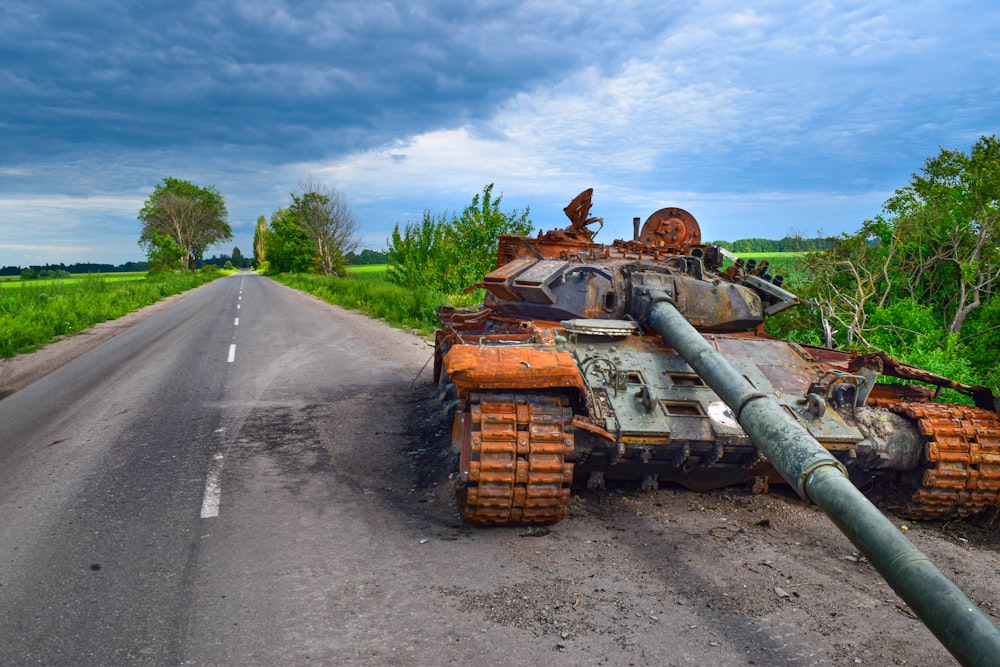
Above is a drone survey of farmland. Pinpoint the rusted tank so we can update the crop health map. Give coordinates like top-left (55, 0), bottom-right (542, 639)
top-left (434, 189), bottom-right (1000, 666)
top-left (435, 189), bottom-right (1000, 526)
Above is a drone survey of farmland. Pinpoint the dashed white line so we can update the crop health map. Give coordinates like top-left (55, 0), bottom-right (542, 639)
top-left (227, 344), bottom-right (236, 363)
top-left (234, 317), bottom-right (239, 326)
top-left (200, 453), bottom-right (225, 518)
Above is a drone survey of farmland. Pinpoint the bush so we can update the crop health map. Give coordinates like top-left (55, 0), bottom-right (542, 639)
top-left (386, 184), bottom-right (531, 293)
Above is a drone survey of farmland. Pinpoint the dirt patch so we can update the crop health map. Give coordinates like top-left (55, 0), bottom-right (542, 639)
top-left (401, 386), bottom-right (1000, 666)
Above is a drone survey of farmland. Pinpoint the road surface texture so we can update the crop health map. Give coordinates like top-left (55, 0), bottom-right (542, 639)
top-left (1, 273), bottom-right (998, 666)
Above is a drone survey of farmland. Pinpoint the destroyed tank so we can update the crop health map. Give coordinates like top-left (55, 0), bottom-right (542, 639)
top-left (434, 189), bottom-right (1000, 526)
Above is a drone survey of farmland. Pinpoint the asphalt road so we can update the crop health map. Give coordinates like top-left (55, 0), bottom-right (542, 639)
top-left (2, 273), bottom-right (996, 667)
top-left (0, 273), bottom-right (441, 665)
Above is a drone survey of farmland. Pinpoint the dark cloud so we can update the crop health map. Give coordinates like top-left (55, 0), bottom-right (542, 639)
top-left (1, 0), bottom-right (678, 163)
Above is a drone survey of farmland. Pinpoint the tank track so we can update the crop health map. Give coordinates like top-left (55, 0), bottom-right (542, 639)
top-left (455, 393), bottom-right (574, 525)
top-left (889, 402), bottom-right (1000, 520)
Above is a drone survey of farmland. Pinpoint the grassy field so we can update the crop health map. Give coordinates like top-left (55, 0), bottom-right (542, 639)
top-left (0, 272), bottom-right (147, 287)
top-left (0, 271), bottom-right (226, 357)
top-left (727, 251), bottom-right (807, 286)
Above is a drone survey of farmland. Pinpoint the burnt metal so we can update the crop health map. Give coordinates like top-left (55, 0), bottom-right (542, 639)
top-left (436, 188), bottom-right (1000, 663)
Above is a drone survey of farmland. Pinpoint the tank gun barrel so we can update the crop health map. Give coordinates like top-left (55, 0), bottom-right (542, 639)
top-left (639, 290), bottom-right (1000, 667)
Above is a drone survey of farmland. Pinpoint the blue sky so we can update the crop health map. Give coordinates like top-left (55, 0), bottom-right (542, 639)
top-left (1, 1), bottom-right (998, 266)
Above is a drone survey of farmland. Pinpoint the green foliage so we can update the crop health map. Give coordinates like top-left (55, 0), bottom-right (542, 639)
top-left (878, 134), bottom-right (1000, 334)
top-left (273, 266), bottom-right (479, 334)
top-left (0, 272), bottom-right (222, 357)
top-left (783, 135), bottom-right (1000, 396)
top-left (386, 184), bottom-right (532, 293)
top-left (138, 177), bottom-right (231, 270)
top-left (265, 207), bottom-right (316, 273)
top-left (145, 232), bottom-right (185, 273)
top-left (253, 215), bottom-right (269, 267)
top-left (348, 249), bottom-right (389, 265)
top-left (386, 209), bottom-right (448, 289)
top-left (440, 183), bottom-right (532, 291)
top-left (723, 236), bottom-right (835, 253)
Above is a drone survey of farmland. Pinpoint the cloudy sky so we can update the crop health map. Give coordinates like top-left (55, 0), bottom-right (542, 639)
top-left (2, 1), bottom-right (998, 266)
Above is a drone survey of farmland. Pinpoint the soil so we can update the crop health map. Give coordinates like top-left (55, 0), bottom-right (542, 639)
top-left (398, 385), bottom-right (1000, 666)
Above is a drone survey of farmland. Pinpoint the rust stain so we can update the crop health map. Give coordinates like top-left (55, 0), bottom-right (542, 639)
top-left (444, 346), bottom-right (585, 395)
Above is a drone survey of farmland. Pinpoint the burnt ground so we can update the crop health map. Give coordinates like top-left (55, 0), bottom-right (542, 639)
top-left (397, 383), bottom-right (1000, 666)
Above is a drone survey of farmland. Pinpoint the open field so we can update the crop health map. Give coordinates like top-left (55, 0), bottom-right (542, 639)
top-left (0, 272), bottom-right (147, 287)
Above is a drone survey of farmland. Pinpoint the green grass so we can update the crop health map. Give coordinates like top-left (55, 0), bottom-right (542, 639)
top-left (727, 251), bottom-right (807, 287)
top-left (345, 264), bottom-right (388, 277)
top-left (273, 266), bottom-right (479, 334)
top-left (0, 272), bottom-right (147, 288)
top-left (0, 271), bottom-right (225, 357)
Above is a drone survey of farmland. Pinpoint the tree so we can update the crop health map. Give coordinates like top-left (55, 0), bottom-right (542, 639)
top-left (264, 207), bottom-right (315, 273)
top-left (349, 249), bottom-right (388, 265)
top-left (289, 179), bottom-right (360, 277)
top-left (138, 177), bottom-right (231, 270)
top-left (783, 136), bottom-right (1000, 395)
top-left (232, 246), bottom-right (245, 268)
top-left (253, 215), bottom-right (269, 267)
top-left (145, 233), bottom-right (186, 272)
top-left (804, 135), bottom-right (1000, 344)
top-left (879, 135), bottom-right (1000, 334)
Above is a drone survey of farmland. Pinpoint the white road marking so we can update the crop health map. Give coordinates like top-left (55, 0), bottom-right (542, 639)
top-left (227, 344), bottom-right (236, 362)
top-left (237, 304), bottom-right (241, 310)
top-left (234, 317), bottom-right (239, 326)
top-left (200, 453), bottom-right (225, 518)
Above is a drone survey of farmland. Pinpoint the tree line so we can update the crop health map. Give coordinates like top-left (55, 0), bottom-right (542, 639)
top-left (2, 261), bottom-right (150, 278)
top-left (712, 236), bottom-right (837, 253)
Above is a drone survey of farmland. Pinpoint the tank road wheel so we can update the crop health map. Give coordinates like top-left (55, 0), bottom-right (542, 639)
top-left (453, 392), bottom-right (574, 525)
top-left (890, 403), bottom-right (1000, 520)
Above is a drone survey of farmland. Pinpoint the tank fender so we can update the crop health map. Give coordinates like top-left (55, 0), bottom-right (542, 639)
top-left (442, 346), bottom-right (585, 398)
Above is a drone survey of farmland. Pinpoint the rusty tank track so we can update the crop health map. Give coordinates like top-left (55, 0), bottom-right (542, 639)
top-left (888, 402), bottom-right (1000, 520)
top-left (454, 392), bottom-right (574, 525)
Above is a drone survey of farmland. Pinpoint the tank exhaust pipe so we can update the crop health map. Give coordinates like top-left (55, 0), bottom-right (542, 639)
top-left (636, 286), bottom-right (1000, 667)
